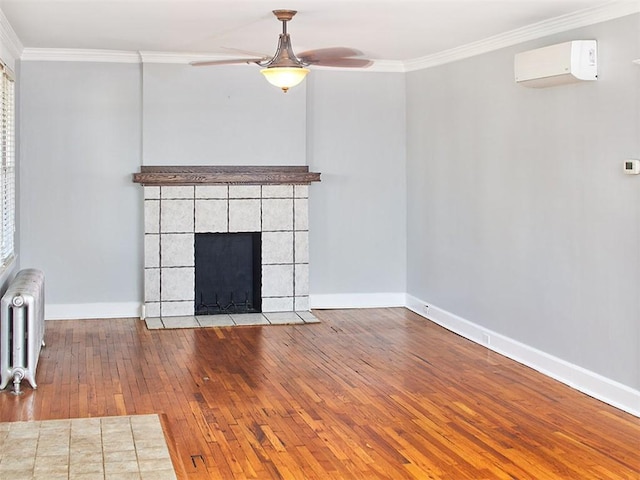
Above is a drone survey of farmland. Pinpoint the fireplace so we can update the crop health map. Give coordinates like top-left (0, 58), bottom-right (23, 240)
top-left (133, 166), bottom-right (320, 319)
top-left (194, 232), bottom-right (262, 315)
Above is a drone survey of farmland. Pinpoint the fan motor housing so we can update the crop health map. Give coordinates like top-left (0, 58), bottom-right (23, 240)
top-left (273, 10), bottom-right (297, 22)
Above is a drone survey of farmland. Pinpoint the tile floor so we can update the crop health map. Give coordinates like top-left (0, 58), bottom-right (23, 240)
top-left (0, 414), bottom-right (176, 479)
top-left (145, 310), bottom-right (319, 330)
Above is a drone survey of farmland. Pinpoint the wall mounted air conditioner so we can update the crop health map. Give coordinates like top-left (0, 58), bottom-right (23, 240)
top-left (514, 40), bottom-right (597, 88)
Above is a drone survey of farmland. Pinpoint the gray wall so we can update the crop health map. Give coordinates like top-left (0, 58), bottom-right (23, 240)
top-left (307, 70), bottom-right (407, 296)
top-left (141, 63), bottom-right (407, 298)
top-left (142, 63), bottom-right (306, 166)
top-left (19, 62), bottom-right (142, 305)
top-left (406, 14), bottom-right (640, 389)
top-left (17, 61), bottom-right (407, 307)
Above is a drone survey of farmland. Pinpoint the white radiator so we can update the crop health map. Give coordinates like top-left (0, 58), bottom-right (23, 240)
top-left (0, 269), bottom-right (45, 394)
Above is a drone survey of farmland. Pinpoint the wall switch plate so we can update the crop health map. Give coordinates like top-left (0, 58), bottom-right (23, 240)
top-left (623, 159), bottom-right (640, 174)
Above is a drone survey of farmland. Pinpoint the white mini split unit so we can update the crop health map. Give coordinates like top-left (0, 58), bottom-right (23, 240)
top-left (514, 40), bottom-right (597, 88)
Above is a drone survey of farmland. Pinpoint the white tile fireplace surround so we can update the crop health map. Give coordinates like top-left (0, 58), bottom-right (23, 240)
top-left (134, 166), bottom-right (320, 319)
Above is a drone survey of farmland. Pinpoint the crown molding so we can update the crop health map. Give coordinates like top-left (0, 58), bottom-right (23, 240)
top-left (19, 48), bottom-right (404, 74)
top-left (0, 8), bottom-right (23, 70)
top-left (139, 51), bottom-right (228, 64)
top-left (20, 49), bottom-right (237, 65)
top-left (404, 0), bottom-right (640, 72)
top-left (21, 48), bottom-right (140, 63)
top-left (361, 60), bottom-right (405, 73)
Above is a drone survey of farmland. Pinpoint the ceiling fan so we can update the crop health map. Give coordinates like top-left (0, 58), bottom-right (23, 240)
top-left (190, 9), bottom-right (373, 93)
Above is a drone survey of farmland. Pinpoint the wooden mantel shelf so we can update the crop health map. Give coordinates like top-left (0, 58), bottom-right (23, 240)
top-left (132, 166), bottom-right (321, 186)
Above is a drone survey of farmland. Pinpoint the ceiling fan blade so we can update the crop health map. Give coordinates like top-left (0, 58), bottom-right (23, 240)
top-left (190, 58), bottom-right (264, 67)
top-left (298, 47), bottom-right (364, 62)
top-left (310, 58), bottom-right (373, 68)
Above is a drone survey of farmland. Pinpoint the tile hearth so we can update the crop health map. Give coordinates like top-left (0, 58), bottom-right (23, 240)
top-left (145, 310), bottom-right (319, 330)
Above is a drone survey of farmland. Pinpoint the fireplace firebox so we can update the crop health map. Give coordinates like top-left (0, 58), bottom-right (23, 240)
top-left (195, 233), bottom-right (262, 315)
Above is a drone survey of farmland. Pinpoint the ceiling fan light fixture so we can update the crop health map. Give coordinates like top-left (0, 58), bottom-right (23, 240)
top-left (191, 9), bottom-right (371, 92)
top-left (261, 66), bottom-right (309, 93)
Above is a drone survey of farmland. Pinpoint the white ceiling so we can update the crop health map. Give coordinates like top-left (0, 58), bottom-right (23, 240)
top-left (0, 0), bottom-right (627, 64)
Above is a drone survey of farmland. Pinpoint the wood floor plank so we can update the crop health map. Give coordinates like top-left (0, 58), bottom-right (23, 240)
top-left (0, 308), bottom-right (638, 479)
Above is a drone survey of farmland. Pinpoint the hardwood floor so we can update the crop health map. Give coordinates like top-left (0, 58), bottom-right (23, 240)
top-left (0, 308), bottom-right (638, 479)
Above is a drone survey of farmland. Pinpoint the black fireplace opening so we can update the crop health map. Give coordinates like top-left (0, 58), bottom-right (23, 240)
top-left (195, 233), bottom-right (261, 315)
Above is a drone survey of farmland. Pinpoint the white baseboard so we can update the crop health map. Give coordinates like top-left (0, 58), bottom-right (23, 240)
top-left (46, 295), bottom-right (407, 319)
top-left (310, 292), bottom-right (406, 309)
top-left (406, 294), bottom-right (640, 417)
top-left (46, 302), bottom-right (142, 320)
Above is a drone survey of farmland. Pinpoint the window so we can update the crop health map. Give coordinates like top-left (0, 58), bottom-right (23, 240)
top-left (0, 65), bottom-right (14, 268)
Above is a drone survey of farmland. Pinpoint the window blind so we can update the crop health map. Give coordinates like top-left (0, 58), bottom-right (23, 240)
top-left (0, 66), bottom-right (14, 267)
